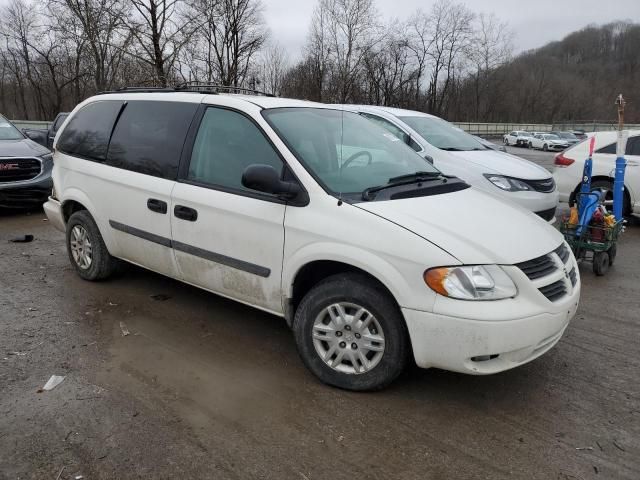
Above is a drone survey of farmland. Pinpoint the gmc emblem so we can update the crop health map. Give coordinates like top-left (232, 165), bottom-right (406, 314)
top-left (0, 163), bottom-right (19, 171)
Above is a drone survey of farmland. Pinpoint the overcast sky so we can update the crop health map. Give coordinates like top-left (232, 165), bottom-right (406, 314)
top-left (264, 0), bottom-right (640, 59)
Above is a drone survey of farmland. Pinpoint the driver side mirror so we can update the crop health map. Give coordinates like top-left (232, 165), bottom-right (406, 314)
top-left (23, 129), bottom-right (47, 147)
top-left (241, 164), bottom-right (302, 200)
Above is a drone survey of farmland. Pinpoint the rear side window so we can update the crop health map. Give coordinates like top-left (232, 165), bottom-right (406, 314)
top-left (597, 136), bottom-right (639, 156)
top-left (57, 101), bottom-right (123, 161)
top-left (107, 101), bottom-right (197, 179)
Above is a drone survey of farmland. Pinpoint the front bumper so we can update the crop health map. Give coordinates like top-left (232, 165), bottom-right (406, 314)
top-left (43, 197), bottom-right (65, 232)
top-left (0, 174), bottom-right (51, 208)
top-left (402, 284), bottom-right (580, 375)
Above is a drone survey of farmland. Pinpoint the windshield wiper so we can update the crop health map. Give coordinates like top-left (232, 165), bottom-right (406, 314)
top-left (439, 147), bottom-right (464, 151)
top-left (362, 171), bottom-right (442, 200)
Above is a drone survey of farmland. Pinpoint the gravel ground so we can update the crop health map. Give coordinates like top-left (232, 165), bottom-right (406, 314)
top-left (1, 167), bottom-right (639, 479)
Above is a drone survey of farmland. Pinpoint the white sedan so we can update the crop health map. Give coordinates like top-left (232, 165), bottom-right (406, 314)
top-left (503, 130), bottom-right (533, 147)
top-left (553, 130), bottom-right (640, 216)
top-left (529, 134), bottom-right (569, 151)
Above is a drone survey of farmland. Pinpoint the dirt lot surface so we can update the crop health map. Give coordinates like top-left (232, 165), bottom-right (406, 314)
top-left (1, 203), bottom-right (639, 479)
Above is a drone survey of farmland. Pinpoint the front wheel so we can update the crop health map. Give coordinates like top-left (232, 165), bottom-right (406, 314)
top-left (543, 144), bottom-right (549, 151)
top-left (503, 137), bottom-right (509, 145)
top-left (293, 273), bottom-right (409, 391)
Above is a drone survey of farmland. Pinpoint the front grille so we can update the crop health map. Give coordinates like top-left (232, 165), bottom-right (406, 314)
top-left (0, 158), bottom-right (41, 182)
top-left (523, 177), bottom-right (556, 193)
top-left (515, 254), bottom-right (557, 280)
top-left (555, 243), bottom-right (570, 263)
top-left (539, 279), bottom-right (567, 302)
top-left (535, 207), bottom-right (557, 221)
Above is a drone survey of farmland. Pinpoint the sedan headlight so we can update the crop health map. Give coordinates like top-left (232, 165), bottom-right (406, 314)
top-left (424, 265), bottom-right (517, 301)
top-left (484, 174), bottom-right (532, 191)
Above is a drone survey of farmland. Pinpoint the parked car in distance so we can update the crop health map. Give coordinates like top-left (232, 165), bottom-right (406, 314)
top-left (22, 112), bottom-right (69, 150)
top-left (554, 129), bottom-right (640, 216)
top-left (504, 130), bottom-right (533, 147)
top-left (0, 114), bottom-right (53, 208)
top-left (337, 105), bottom-right (559, 222)
top-left (529, 133), bottom-right (569, 151)
top-left (550, 131), bottom-right (581, 146)
top-left (572, 130), bottom-right (588, 140)
top-left (44, 88), bottom-right (580, 391)
top-left (473, 135), bottom-right (507, 152)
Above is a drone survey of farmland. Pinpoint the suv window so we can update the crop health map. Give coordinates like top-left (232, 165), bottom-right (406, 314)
top-left (187, 107), bottom-right (283, 192)
top-left (597, 136), bottom-right (638, 156)
top-left (107, 101), bottom-right (197, 179)
top-left (57, 101), bottom-right (123, 161)
top-left (360, 113), bottom-right (421, 152)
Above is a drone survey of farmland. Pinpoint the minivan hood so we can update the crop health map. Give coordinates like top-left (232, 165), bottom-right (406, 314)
top-left (357, 187), bottom-right (562, 264)
top-left (0, 138), bottom-right (50, 157)
top-left (448, 150), bottom-right (550, 180)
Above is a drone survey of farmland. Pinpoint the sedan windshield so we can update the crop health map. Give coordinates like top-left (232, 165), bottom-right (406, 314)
top-left (0, 116), bottom-right (24, 140)
top-left (543, 134), bottom-right (561, 140)
top-left (263, 108), bottom-right (440, 195)
top-left (399, 116), bottom-right (487, 151)
top-left (557, 132), bottom-right (577, 139)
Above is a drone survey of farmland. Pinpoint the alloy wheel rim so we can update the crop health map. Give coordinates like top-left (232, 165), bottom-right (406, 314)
top-left (312, 302), bottom-right (385, 374)
top-left (70, 225), bottom-right (93, 270)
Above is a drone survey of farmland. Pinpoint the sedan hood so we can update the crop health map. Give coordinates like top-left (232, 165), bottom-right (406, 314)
top-left (447, 149), bottom-right (551, 180)
top-left (357, 187), bottom-right (562, 264)
top-left (0, 138), bottom-right (50, 157)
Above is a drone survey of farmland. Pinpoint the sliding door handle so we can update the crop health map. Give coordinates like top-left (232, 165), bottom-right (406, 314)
top-left (147, 198), bottom-right (167, 214)
top-left (174, 205), bottom-right (198, 222)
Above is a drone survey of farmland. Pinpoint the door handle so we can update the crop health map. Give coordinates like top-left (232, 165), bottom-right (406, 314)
top-left (174, 205), bottom-right (198, 221)
top-left (147, 198), bottom-right (167, 214)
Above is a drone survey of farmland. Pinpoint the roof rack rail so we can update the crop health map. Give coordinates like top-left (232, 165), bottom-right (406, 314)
top-left (96, 83), bottom-right (276, 97)
top-left (175, 82), bottom-right (276, 97)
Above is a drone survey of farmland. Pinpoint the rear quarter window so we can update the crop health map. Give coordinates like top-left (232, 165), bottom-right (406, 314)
top-left (106, 101), bottom-right (197, 179)
top-left (57, 101), bottom-right (123, 161)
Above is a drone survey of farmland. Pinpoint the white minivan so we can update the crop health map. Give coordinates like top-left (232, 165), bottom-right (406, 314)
top-left (45, 89), bottom-right (580, 390)
top-left (339, 106), bottom-right (559, 222)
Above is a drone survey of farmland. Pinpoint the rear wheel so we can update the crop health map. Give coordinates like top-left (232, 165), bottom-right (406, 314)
top-left (543, 144), bottom-right (549, 151)
top-left (66, 210), bottom-right (120, 281)
top-left (607, 244), bottom-right (617, 266)
top-left (588, 179), bottom-right (630, 217)
top-left (293, 273), bottom-right (409, 391)
top-left (593, 251), bottom-right (610, 276)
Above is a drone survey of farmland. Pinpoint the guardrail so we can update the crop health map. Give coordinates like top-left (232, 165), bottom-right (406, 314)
top-left (453, 122), bottom-right (640, 136)
top-left (11, 120), bottom-right (51, 130)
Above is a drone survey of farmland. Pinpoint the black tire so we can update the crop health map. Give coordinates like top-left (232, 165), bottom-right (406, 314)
top-left (593, 251), bottom-right (610, 276)
top-left (66, 210), bottom-right (120, 281)
top-left (607, 244), bottom-right (617, 266)
top-left (588, 179), bottom-right (631, 217)
top-left (503, 137), bottom-right (509, 145)
top-left (293, 273), bottom-right (409, 391)
top-left (543, 144), bottom-right (548, 151)
top-left (528, 141), bottom-right (533, 149)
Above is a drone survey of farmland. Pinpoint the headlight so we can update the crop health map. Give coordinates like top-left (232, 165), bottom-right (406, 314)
top-left (484, 174), bottom-right (531, 191)
top-left (424, 265), bottom-right (517, 300)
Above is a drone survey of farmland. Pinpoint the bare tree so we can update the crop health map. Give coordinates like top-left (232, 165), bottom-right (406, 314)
top-left (49, 0), bottom-right (131, 92)
top-left (256, 41), bottom-right (289, 95)
top-left (126, 0), bottom-right (196, 86)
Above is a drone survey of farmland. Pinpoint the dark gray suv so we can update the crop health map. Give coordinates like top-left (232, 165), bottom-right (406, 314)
top-left (0, 115), bottom-right (53, 208)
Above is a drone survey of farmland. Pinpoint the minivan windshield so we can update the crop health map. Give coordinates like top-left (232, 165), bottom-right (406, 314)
top-left (398, 116), bottom-right (487, 152)
top-left (263, 108), bottom-right (440, 195)
top-left (0, 116), bottom-right (24, 140)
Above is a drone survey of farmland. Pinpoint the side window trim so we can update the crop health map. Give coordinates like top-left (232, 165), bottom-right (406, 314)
top-left (177, 104), bottom-right (309, 206)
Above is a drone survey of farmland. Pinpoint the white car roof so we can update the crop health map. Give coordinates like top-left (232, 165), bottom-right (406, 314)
top-left (88, 92), bottom-right (324, 110)
top-left (333, 104), bottom-right (440, 120)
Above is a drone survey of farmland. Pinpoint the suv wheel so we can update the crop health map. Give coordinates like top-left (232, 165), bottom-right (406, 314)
top-left (293, 273), bottom-right (409, 391)
top-left (503, 137), bottom-right (509, 145)
top-left (66, 210), bottom-right (120, 281)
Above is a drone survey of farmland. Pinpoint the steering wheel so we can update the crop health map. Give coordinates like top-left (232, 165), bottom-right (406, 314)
top-left (341, 150), bottom-right (372, 169)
